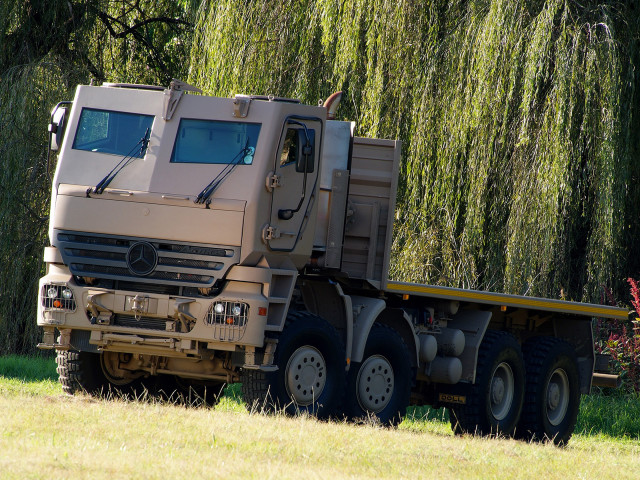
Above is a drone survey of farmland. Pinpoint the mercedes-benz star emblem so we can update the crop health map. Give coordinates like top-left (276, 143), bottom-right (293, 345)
top-left (126, 242), bottom-right (158, 276)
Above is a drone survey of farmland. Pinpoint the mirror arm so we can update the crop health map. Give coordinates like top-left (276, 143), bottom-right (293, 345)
top-left (47, 100), bottom-right (73, 178)
top-left (275, 115), bottom-right (322, 223)
top-left (278, 155), bottom-right (309, 220)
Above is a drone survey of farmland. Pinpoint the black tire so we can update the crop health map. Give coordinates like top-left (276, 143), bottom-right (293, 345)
top-left (56, 350), bottom-right (106, 395)
top-left (345, 323), bottom-right (412, 425)
top-left (517, 337), bottom-right (580, 445)
top-left (57, 350), bottom-right (143, 397)
top-left (448, 330), bottom-right (525, 437)
top-left (241, 310), bottom-right (346, 418)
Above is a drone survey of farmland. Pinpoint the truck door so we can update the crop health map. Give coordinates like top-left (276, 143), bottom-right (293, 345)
top-left (266, 117), bottom-right (322, 251)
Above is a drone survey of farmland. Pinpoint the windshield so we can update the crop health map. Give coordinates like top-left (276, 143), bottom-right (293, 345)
top-left (170, 118), bottom-right (261, 164)
top-left (72, 108), bottom-right (154, 158)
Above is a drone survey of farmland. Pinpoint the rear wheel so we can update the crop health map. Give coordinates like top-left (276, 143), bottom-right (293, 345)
top-left (345, 323), bottom-right (412, 425)
top-left (448, 330), bottom-right (525, 437)
top-left (517, 337), bottom-right (580, 445)
top-left (241, 310), bottom-right (346, 418)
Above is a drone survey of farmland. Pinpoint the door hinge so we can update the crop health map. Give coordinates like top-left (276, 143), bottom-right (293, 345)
top-left (265, 171), bottom-right (281, 192)
top-left (233, 95), bottom-right (252, 118)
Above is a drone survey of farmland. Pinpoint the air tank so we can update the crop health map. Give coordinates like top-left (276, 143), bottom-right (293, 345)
top-left (436, 328), bottom-right (466, 357)
top-left (425, 356), bottom-right (462, 384)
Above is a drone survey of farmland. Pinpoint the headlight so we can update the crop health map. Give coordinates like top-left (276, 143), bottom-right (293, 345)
top-left (41, 284), bottom-right (77, 312)
top-left (206, 301), bottom-right (249, 327)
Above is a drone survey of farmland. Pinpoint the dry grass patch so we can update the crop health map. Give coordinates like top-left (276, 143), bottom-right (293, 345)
top-left (1, 357), bottom-right (639, 479)
top-left (1, 388), bottom-right (640, 480)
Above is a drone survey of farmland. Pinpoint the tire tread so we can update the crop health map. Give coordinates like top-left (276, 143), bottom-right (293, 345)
top-left (240, 309), bottom-right (345, 417)
top-left (449, 330), bottom-right (524, 436)
top-left (518, 336), bottom-right (580, 445)
top-left (56, 350), bottom-right (104, 395)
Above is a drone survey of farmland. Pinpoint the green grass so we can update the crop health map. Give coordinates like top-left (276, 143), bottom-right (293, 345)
top-left (0, 355), bottom-right (57, 380)
top-left (1, 356), bottom-right (639, 479)
top-left (0, 355), bottom-right (60, 396)
top-left (576, 393), bottom-right (640, 439)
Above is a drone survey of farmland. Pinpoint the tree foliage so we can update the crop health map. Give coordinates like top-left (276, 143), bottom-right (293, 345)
top-left (0, 0), bottom-right (193, 354)
top-left (1, 0), bottom-right (639, 354)
top-left (192, 0), bottom-right (640, 301)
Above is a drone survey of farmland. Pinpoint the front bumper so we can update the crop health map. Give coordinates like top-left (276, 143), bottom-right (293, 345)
top-left (37, 263), bottom-right (270, 355)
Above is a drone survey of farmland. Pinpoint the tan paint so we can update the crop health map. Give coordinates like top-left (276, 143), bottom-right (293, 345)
top-left (53, 194), bottom-right (244, 245)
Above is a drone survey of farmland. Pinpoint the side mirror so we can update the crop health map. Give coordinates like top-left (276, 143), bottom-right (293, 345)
top-left (48, 106), bottom-right (67, 151)
top-left (295, 128), bottom-right (315, 173)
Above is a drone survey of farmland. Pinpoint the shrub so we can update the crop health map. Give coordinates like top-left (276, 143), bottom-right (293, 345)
top-left (594, 278), bottom-right (640, 393)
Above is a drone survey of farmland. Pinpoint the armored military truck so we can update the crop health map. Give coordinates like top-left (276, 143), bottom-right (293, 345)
top-left (38, 80), bottom-right (626, 444)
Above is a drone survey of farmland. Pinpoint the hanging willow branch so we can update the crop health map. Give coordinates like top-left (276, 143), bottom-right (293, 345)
top-left (190, 0), bottom-right (640, 303)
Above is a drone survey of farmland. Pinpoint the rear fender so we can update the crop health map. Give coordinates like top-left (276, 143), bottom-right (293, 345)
top-left (350, 297), bottom-right (418, 369)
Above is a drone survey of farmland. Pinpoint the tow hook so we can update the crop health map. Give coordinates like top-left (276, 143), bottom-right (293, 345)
top-left (87, 292), bottom-right (113, 325)
top-left (130, 294), bottom-right (147, 320)
top-left (173, 298), bottom-right (197, 332)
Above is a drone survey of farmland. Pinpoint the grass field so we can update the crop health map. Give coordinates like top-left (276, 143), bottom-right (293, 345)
top-left (1, 356), bottom-right (639, 479)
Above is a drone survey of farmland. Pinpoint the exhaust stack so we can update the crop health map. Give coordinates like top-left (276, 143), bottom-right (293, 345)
top-left (323, 91), bottom-right (343, 120)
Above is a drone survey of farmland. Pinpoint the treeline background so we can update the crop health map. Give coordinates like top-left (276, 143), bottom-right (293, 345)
top-left (1, 0), bottom-right (638, 354)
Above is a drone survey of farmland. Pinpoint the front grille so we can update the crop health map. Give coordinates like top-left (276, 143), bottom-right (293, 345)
top-left (117, 281), bottom-right (180, 296)
top-left (157, 257), bottom-right (219, 269)
top-left (73, 263), bottom-right (213, 283)
top-left (114, 314), bottom-right (168, 331)
top-left (113, 314), bottom-right (194, 333)
top-left (55, 231), bottom-right (239, 288)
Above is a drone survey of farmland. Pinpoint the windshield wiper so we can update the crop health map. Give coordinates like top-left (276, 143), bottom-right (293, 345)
top-left (194, 140), bottom-right (253, 207)
top-left (87, 128), bottom-right (151, 196)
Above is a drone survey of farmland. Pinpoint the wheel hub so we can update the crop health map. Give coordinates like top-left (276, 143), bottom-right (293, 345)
top-left (547, 383), bottom-right (560, 410)
top-left (546, 368), bottom-right (570, 426)
top-left (489, 362), bottom-right (514, 421)
top-left (491, 377), bottom-right (505, 404)
top-left (100, 352), bottom-right (138, 385)
top-left (285, 346), bottom-right (327, 406)
top-left (357, 355), bottom-right (394, 413)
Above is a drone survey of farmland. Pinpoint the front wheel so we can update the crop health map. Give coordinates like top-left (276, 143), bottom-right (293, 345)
top-left (345, 323), bottom-right (412, 425)
top-left (448, 330), bottom-right (525, 437)
top-left (241, 310), bottom-right (346, 418)
top-left (56, 350), bottom-right (106, 395)
top-left (57, 350), bottom-right (144, 397)
top-left (517, 337), bottom-right (580, 445)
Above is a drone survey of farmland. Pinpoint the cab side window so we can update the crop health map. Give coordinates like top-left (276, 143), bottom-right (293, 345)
top-left (280, 128), bottom-right (298, 166)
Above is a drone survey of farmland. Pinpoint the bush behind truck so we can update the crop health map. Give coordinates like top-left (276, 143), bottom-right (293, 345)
top-left (38, 80), bottom-right (627, 445)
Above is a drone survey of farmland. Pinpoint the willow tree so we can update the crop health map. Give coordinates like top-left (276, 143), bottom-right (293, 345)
top-left (2, 0), bottom-right (638, 354)
top-left (0, 0), bottom-right (194, 354)
top-left (191, 0), bottom-right (640, 303)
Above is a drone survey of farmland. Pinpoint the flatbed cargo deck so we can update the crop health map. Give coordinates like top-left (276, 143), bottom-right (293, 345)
top-left (386, 280), bottom-right (629, 320)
